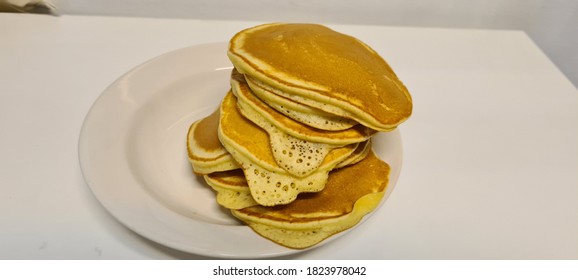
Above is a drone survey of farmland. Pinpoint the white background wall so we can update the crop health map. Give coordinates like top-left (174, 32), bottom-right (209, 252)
top-left (53, 0), bottom-right (578, 88)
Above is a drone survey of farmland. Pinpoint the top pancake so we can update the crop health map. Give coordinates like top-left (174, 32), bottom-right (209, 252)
top-left (227, 23), bottom-right (413, 132)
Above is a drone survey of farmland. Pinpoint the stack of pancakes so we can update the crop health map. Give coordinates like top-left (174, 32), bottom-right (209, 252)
top-left (187, 23), bottom-right (412, 249)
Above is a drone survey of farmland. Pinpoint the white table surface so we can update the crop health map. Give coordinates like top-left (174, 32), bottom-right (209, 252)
top-left (1, 13), bottom-right (577, 260)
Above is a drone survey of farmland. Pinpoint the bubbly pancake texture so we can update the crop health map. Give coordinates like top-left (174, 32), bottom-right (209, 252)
top-left (217, 92), bottom-right (358, 206)
top-left (230, 69), bottom-right (375, 146)
top-left (234, 96), bottom-right (338, 177)
top-left (228, 23), bottom-right (412, 131)
top-left (232, 151), bottom-right (390, 249)
top-left (203, 140), bottom-right (371, 211)
top-left (186, 109), bottom-right (239, 174)
top-left (232, 75), bottom-right (363, 177)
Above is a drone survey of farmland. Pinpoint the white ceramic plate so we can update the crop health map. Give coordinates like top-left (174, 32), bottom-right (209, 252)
top-left (78, 42), bottom-right (403, 259)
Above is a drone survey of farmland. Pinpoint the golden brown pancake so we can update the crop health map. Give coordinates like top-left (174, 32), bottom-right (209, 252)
top-left (232, 151), bottom-right (390, 249)
top-left (186, 109), bottom-right (239, 174)
top-left (217, 91), bottom-right (358, 206)
top-left (334, 138), bottom-right (371, 169)
top-left (245, 74), bottom-right (358, 131)
top-left (230, 68), bottom-right (375, 145)
top-left (203, 169), bottom-right (257, 210)
top-left (203, 139), bottom-right (371, 210)
top-left (228, 23), bottom-right (412, 131)
top-left (231, 69), bottom-right (370, 178)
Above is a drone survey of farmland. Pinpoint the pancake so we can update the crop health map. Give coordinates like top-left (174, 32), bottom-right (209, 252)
top-left (186, 109), bottom-right (239, 174)
top-left (245, 74), bottom-right (357, 131)
top-left (231, 72), bottom-right (368, 177)
top-left (230, 68), bottom-right (375, 146)
top-left (334, 138), bottom-right (371, 169)
top-left (228, 23), bottom-right (413, 132)
top-left (203, 169), bottom-right (256, 210)
top-left (231, 151), bottom-right (390, 249)
top-left (217, 91), bottom-right (358, 206)
top-left (203, 140), bottom-right (371, 210)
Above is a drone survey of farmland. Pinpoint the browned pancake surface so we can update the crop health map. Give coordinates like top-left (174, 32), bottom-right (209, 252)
top-left (235, 151), bottom-right (390, 223)
top-left (229, 23), bottom-right (412, 130)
